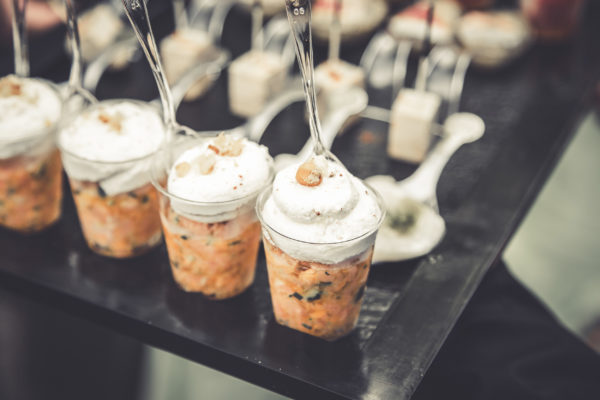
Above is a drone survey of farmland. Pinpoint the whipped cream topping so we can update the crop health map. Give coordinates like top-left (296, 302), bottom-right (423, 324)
top-left (261, 155), bottom-right (382, 264)
top-left (0, 75), bottom-right (62, 158)
top-left (59, 100), bottom-right (165, 196)
top-left (167, 134), bottom-right (273, 221)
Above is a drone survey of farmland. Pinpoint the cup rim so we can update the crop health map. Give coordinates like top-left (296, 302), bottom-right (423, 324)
top-left (57, 98), bottom-right (166, 166)
top-left (150, 136), bottom-right (275, 207)
top-left (255, 180), bottom-right (386, 246)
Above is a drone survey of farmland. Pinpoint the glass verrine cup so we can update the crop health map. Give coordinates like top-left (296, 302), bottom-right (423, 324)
top-left (58, 99), bottom-right (166, 258)
top-left (256, 183), bottom-right (385, 341)
top-left (151, 135), bottom-right (273, 300)
top-left (0, 76), bottom-right (64, 233)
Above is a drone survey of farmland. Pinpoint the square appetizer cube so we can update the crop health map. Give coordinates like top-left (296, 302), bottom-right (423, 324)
top-left (160, 28), bottom-right (217, 101)
top-left (228, 50), bottom-right (287, 118)
top-left (314, 59), bottom-right (365, 120)
top-left (388, 89), bottom-right (441, 163)
top-left (76, 4), bottom-right (124, 63)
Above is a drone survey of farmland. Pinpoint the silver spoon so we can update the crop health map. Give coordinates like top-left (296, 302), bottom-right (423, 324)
top-left (11, 0), bottom-right (29, 76)
top-left (63, 0), bottom-right (97, 110)
top-left (366, 112), bottom-right (485, 263)
top-left (122, 0), bottom-right (193, 138)
top-left (273, 86), bottom-right (368, 172)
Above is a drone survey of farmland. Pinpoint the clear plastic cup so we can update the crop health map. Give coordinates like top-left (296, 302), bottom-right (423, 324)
top-left (0, 78), bottom-right (64, 233)
top-left (151, 136), bottom-right (273, 299)
top-left (59, 100), bottom-right (164, 258)
top-left (256, 184), bottom-right (385, 341)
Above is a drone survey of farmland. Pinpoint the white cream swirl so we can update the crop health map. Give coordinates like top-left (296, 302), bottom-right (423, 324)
top-left (59, 100), bottom-right (165, 196)
top-left (261, 155), bottom-right (383, 264)
top-left (0, 75), bottom-right (62, 159)
top-left (167, 134), bottom-right (273, 222)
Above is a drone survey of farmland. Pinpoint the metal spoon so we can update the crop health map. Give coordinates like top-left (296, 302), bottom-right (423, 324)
top-left (122, 0), bottom-right (193, 138)
top-left (63, 0), bottom-right (97, 110)
top-left (11, 0), bottom-right (29, 76)
top-left (273, 86), bottom-right (368, 172)
top-left (366, 112), bottom-right (485, 263)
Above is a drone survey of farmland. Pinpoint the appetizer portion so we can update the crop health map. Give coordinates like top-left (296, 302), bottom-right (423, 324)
top-left (0, 75), bottom-right (63, 233)
top-left (160, 28), bottom-right (220, 101)
top-left (388, 89), bottom-right (441, 164)
top-left (228, 51), bottom-right (287, 118)
top-left (155, 133), bottom-right (273, 299)
top-left (59, 100), bottom-right (166, 257)
top-left (257, 155), bottom-right (384, 340)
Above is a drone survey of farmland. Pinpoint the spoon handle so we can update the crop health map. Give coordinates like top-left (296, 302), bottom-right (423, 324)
top-left (173, 0), bottom-right (188, 30)
top-left (122, 0), bottom-right (176, 129)
top-left (251, 0), bottom-right (264, 51)
top-left (328, 0), bottom-right (342, 61)
top-left (65, 0), bottom-right (83, 90)
top-left (11, 0), bottom-right (29, 77)
top-left (284, 0), bottom-right (326, 156)
top-left (406, 135), bottom-right (464, 209)
top-left (414, 1), bottom-right (434, 92)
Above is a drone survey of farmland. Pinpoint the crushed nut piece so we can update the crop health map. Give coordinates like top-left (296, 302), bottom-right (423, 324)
top-left (0, 76), bottom-right (22, 97)
top-left (175, 162), bottom-right (191, 177)
top-left (98, 111), bottom-right (124, 133)
top-left (212, 132), bottom-right (244, 157)
top-left (195, 153), bottom-right (216, 175)
top-left (296, 159), bottom-right (323, 187)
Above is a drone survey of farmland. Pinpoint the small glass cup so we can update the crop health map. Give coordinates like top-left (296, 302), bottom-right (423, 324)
top-left (151, 136), bottom-right (273, 299)
top-left (256, 184), bottom-right (385, 341)
top-left (0, 78), bottom-right (64, 233)
top-left (59, 100), bottom-right (164, 258)
top-left (520, 0), bottom-right (585, 41)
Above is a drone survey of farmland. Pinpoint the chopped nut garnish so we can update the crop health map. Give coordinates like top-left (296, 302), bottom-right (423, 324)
top-left (296, 159), bottom-right (323, 187)
top-left (208, 144), bottom-right (220, 154)
top-left (212, 132), bottom-right (244, 157)
top-left (0, 76), bottom-right (22, 97)
top-left (195, 153), bottom-right (216, 175)
top-left (175, 162), bottom-right (191, 177)
top-left (98, 111), bottom-right (124, 133)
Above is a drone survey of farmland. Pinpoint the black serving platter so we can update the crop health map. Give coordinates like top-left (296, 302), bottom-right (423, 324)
top-left (1, 1), bottom-right (600, 399)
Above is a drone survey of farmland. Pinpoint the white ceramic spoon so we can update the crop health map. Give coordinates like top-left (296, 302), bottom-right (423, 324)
top-left (366, 112), bottom-right (485, 263)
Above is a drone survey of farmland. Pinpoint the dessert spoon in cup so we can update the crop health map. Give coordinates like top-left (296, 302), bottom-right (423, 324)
top-left (284, 0), bottom-right (342, 165)
top-left (366, 112), bottom-right (485, 264)
top-left (121, 0), bottom-right (195, 139)
top-left (63, 0), bottom-right (98, 112)
top-left (11, 0), bottom-right (29, 77)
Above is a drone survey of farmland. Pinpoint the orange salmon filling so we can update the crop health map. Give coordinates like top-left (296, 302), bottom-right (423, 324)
top-left (160, 203), bottom-right (262, 299)
top-left (263, 239), bottom-right (373, 341)
top-left (0, 149), bottom-right (63, 233)
top-left (70, 179), bottom-right (162, 258)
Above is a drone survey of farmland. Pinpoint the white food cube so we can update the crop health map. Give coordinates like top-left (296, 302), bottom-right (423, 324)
top-left (160, 29), bottom-right (216, 101)
top-left (314, 59), bottom-right (365, 120)
top-left (228, 51), bottom-right (287, 118)
top-left (76, 4), bottom-right (124, 63)
top-left (388, 89), bottom-right (441, 163)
